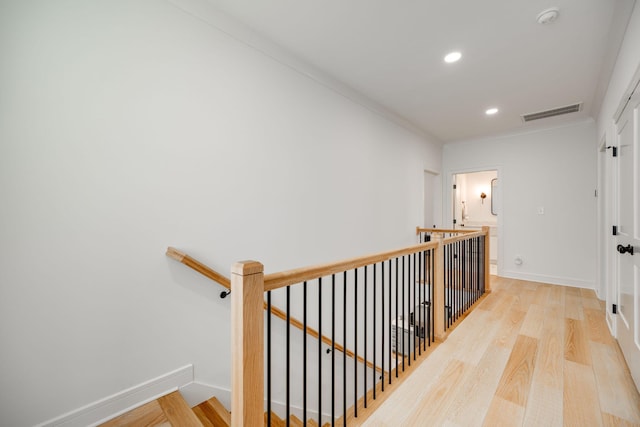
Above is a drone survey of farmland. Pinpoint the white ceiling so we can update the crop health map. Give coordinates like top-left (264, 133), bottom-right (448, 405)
top-left (203, 0), bottom-right (634, 142)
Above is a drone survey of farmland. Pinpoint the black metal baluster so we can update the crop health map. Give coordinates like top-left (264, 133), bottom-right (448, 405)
top-left (381, 261), bottom-right (385, 391)
top-left (418, 252), bottom-right (427, 354)
top-left (402, 255), bottom-right (405, 371)
top-left (287, 286), bottom-right (291, 426)
top-left (354, 268), bottom-right (358, 418)
top-left (343, 271), bottom-right (347, 427)
top-left (267, 291), bottom-right (272, 427)
top-left (457, 241), bottom-right (461, 321)
top-left (413, 252), bottom-right (416, 360)
top-left (388, 259), bottom-right (392, 383)
top-left (304, 281), bottom-right (307, 424)
top-left (364, 266), bottom-right (368, 408)
top-left (318, 277), bottom-right (322, 426)
top-left (431, 248), bottom-right (434, 343)
top-left (373, 263), bottom-right (377, 399)
top-left (331, 274), bottom-right (336, 427)
top-left (395, 257), bottom-right (399, 377)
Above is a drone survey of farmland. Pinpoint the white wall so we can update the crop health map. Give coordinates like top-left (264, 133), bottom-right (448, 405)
top-left (443, 120), bottom-right (597, 288)
top-left (0, 1), bottom-right (442, 425)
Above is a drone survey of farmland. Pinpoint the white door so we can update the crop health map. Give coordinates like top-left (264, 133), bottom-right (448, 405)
top-left (615, 87), bottom-right (640, 390)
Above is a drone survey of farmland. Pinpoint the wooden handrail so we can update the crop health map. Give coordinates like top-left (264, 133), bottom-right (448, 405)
top-left (441, 230), bottom-right (485, 244)
top-left (415, 226), bottom-right (477, 235)
top-left (264, 241), bottom-right (438, 292)
top-left (166, 247), bottom-right (231, 288)
top-left (166, 247), bottom-right (383, 373)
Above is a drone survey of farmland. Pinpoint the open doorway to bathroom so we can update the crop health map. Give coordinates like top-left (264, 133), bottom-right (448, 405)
top-left (453, 170), bottom-right (499, 275)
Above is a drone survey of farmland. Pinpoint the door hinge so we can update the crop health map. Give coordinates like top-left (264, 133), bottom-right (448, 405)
top-left (453, 184), bottom-right (457, 189)
top-left (594, 189), bottom-right (598, 197)
top-left (606, 146), bottom-right (618, 157)
top-left (453, 219), bottom-right (457, 224)
top-left (613, 225), bottom-right (618, 236)
top-left (612, 304), bottom-right (617, 314)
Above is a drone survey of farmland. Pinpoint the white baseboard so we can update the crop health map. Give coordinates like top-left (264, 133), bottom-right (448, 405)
top-left (179, 382), bottom-right (230, 409)
top-left (500, 270), bottom-right (595, 289)
top-left (36, 365), bottom-right (194, 427)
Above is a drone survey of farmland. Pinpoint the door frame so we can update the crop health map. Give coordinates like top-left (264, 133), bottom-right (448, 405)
top-left (445, 166), bottom-right (502, 276)
top-left (601, 64), bottom-right (640, 337)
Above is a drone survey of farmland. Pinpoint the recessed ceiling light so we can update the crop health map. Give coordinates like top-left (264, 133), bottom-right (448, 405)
top-left (444, 51), bottom-right (462, 63)
top-left (485, 108), bottom-right (499, 115)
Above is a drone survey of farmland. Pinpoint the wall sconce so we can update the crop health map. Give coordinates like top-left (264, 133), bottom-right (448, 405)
top-left (480, 192), bottom-right (487, 204)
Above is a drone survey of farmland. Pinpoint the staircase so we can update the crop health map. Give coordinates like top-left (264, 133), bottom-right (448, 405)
top-left (100, 391), bottom-right (329, 427)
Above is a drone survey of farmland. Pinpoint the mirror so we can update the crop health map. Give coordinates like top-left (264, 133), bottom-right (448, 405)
top-left (491, 178), bottom-right (498, 216)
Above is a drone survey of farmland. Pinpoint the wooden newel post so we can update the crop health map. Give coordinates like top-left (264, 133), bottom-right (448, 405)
top-left (231, 261), bottom-right (264, 427)
top-left (482, 226), bottom-right (491, 293)
top-left (432, 233), bottom-right (446, 342)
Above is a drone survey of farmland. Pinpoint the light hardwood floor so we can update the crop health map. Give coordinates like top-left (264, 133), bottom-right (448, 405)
top-left (362, 276), bottom-right (640, 427)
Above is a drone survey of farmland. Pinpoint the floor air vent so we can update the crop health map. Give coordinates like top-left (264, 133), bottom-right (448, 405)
top-left (521, 103), bottom-right (582, 122)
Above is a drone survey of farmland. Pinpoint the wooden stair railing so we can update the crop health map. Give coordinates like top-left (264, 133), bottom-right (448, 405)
top-left (166, 247), bottom-right (383, 374)
top-left (232, 228), bottom-right (490, 426)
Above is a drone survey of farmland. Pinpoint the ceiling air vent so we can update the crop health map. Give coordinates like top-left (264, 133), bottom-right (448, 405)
top-left (521, 103), bottom-right (582, 122)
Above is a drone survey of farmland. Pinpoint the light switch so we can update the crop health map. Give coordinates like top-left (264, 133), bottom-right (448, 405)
top-left (537, 207), bottom-right (544, 215)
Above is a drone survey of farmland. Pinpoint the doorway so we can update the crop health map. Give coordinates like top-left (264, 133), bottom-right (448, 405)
top-left (452, 170), bottom-right (499, 275)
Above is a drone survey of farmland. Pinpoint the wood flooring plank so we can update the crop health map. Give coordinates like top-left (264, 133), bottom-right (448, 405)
top-left (447, 345), bottom-right (512, 427)
top-left (494, 334), bottom-right (538, 407)
top-left (582, 297), bottom-right (602, 310)
top-left (401, 359), bottom-right (473, 426)
top-left (522, 383), bottom-right (563, 427)
top-left (564, 360), bottom-right (603, 427)
top-left (564, 318), bottom-right (591, 366)
top-left (493, 308), bottom-right (526, 349)
top-left (547, 285), bottom-right (566, 307)
top-left (532, 285), bottom-right (551, 306)
top-left (482, 396), bottom-right (525, 427)
top-left (157, 391), bottom-right (203, 427)
top-left (565, 295), bottom-right (584, 320)
top-left (583, 308), bottom-right (614, 345)
top-left (450, 309), bottom-right (499, 365)
top-left (590, 341), bottom-right (640, 425)
top-left (580, 288), bottom-right (598, 299)
top-left (520, 303), bottom-right (545, 339)
top-left (531, 305), bottom-right (565, 389)
top-left (602, 412), bottom-right (640, 427)
top-left (566, 286), bottom-right (582, 296)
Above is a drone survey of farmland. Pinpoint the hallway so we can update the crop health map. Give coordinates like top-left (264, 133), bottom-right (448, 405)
top-left (362, 277), bottom-right (640, 426)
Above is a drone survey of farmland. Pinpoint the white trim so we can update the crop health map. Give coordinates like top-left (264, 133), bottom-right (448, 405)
top-left (36, 365), bottom-right (194, 427)
top-left (501, 270), bottom-right (596, 290)
top-left (446, 117), bottom-right (595, 147)
top-left (179, 381), bottom-right (229, 409)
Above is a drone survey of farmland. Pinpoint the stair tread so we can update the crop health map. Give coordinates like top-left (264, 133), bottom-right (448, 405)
top-left (289, 414), bottom-right (303, 427)
top-left (192, 407), bottom-right (216, 427)
top-left (100, 399), bottom-right (169, 427)
top-left (194, 397), bottom-right (230, 427)
top-left (157, 391), bottom-right (204, 427)
top-left (264, 411), bottom-right (285, 427)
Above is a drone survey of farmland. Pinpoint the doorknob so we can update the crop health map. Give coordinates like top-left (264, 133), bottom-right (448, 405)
top-left (617, 244), bottom-right (635, 255)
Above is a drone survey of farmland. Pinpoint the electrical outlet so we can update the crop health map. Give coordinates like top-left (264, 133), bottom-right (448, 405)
top-left (537, 207), bottom-right (544, 215)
